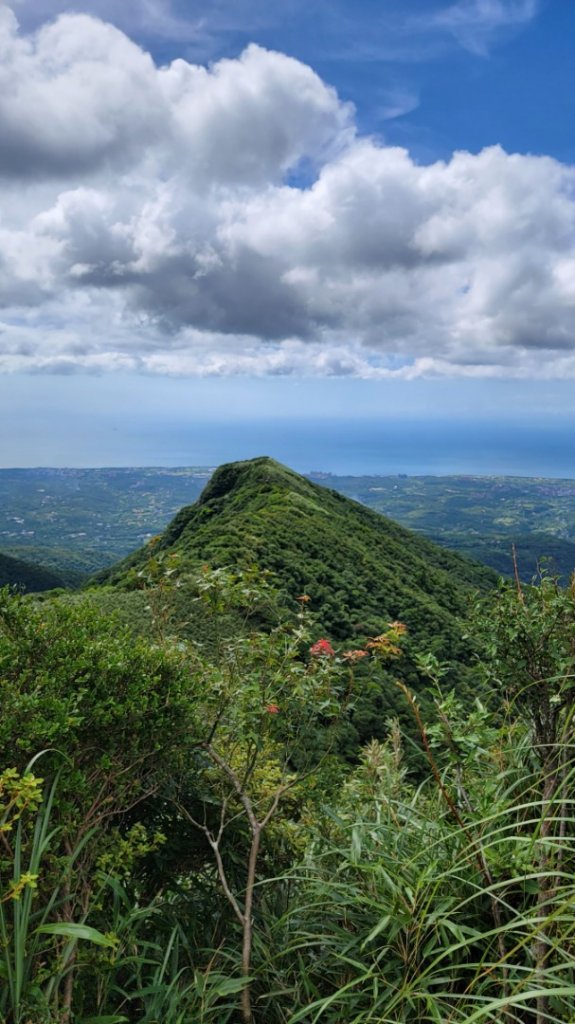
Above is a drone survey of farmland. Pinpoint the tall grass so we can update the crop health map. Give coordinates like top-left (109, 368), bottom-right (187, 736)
top-left (0, 768), bottom-right (61, 1023)
top-left (7, 744), bottom-right (575, 1022)
top-left (82, 877), bottom-right (248, 1024)
top-left (0, 765), bottom-right (117, 1024)
top-left (257, 734), bottom-right (575, 1024)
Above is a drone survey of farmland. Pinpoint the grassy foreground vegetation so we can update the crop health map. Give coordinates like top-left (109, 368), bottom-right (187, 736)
top-left (1, 559), bottom-right (575, 1023)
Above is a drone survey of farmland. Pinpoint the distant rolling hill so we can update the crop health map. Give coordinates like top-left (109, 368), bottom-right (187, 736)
top-left (324, 474), bottom-right (575, 584)
top-left (0, 551), bottom-right (68, 593)
top-left (426, 531), bottom-right (575, 583)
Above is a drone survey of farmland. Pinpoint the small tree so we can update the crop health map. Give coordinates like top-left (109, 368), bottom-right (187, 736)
top-left (176, 570), bottom-right (361, 1023)
top-left (0, 588), bottom-right (200, 1018)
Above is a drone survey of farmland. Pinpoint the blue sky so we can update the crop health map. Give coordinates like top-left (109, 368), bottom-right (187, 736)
top-left (2, 0), bottom-right (575, 467)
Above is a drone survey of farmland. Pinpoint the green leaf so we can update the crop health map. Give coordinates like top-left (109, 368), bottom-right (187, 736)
top-left (213, 976), bottom-right (252, 996)
top-left (362, 914), bottom-right (390, 947)
top-left (36, 922), bottom-right (117, 947)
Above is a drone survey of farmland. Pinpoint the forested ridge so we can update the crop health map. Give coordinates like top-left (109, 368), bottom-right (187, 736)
top-left (1, 458), bottom-right (575, 1022)
top-left (88, 457), bottom-right (497, 758)
top-left (0, 550), bottom-right (69, 593)
top-left (95, 457), bottom-right (496, 640)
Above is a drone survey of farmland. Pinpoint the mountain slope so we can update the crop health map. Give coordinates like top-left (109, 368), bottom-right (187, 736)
top-left (96, 457), bottom-right (496, 653)
top-left (0, 550), bottom-right (68, 592)
top-left (91, 457), bottom-right (500, 763)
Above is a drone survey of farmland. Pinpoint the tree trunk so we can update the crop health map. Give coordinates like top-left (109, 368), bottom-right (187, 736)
top-left (241, 826), bottom-right (261, 1024)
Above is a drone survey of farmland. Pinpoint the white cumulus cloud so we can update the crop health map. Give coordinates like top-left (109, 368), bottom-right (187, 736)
top-left (0, 6), bottom-right (574, 380)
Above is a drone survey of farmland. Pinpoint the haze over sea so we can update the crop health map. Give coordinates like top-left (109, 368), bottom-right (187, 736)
top-left (5, 417), bottom-right (574, 479)
top-left (118, 419), bottom-right (575, 478)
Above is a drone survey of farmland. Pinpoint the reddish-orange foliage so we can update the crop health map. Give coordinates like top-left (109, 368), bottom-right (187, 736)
top-left (310, 639), bottom-right (335, 657)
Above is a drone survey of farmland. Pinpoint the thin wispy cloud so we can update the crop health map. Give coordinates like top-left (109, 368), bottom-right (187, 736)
top-left (432, 0), bottom-right (540, 56)
top-left (11, 0), bottom-right (540, 61)
top-left (335, 0), bottom-right (540, 65)
top-left (10, 0), bottom-right (304, 52)
top-left (376, 85), bottom-right (420, 121)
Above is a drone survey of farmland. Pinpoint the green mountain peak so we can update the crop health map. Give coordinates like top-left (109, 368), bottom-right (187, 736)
top-left (96, 456), bottom-right (496, 649)
top-left (196, 455), bottom-right (314, 509)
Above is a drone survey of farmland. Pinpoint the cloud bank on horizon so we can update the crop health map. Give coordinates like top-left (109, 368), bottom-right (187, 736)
top-left (1, 1), bottom-right (574, 381)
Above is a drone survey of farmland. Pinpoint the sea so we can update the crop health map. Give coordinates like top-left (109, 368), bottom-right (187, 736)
top-left (131, 418), bottom-right (575, 478)
top-left (4, 414), bottom-right (575, 477)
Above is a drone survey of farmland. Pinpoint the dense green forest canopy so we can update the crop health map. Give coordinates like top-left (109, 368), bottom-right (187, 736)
top-left (96, 457), bottom-right (496, 641)
top-left (87, 458), bottom-right (498, 752)
top-left (326, 472), bottom-right (575, 582)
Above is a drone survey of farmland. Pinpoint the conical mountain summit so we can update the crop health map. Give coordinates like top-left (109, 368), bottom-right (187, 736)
top-left (97, 456), bottom-right (496, 652)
